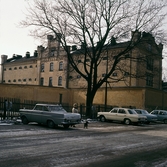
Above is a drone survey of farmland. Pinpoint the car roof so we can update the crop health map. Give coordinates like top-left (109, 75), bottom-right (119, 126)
top-left (36, 104), bottom-right (60, 106)
top-left (112, 107), bottom-right (133, 110)
top-left (152, 110), bottom-right (167, 112)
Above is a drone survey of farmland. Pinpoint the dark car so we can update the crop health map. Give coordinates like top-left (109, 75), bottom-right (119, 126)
top-left (150, 110), bottom-right (167, 124)
top-left (135, 109), bottom-right (157, 124)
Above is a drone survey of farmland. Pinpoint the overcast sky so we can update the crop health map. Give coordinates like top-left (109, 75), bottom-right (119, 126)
top-left (0, 0), bottom-right (166, 80)
top-left (0, 0), bottom-right (40, 58)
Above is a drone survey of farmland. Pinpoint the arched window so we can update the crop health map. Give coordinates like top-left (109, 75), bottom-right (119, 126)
top-left (50, 62), bottom-right (54, 71)
top-left (59, 61), bottom-right (63, 71)
top-left (58, 76), bottom-right (62, 86)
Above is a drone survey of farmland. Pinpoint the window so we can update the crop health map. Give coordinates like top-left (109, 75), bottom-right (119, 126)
top-left (102, 74), bottom-right (106, 77)
top-left (147, 58), bottom-right (153, 71)
top-left (29, 78), bottom-right (32, 81)
top-left (49, 77), bottom-right (52, 87)
top-left (40, 78), bottom-right (44, 86)
top-left (112, 72), bottom-right (117, 77)
top-left (23, 79), bottom-right (26, 82)
top-left (148, 44), bottom-right (152, 51)
top-left (41, 63), bottom-right (44, 72)
top-left (9, 68), bottom-right (12, 70)
top-left (69, 76), bottom-right (73, 79)
top-left (59, 61), bottom-right (63, 71)
top-left (103, 56), bottom-right (107, 60)
top-left (111, 109), bottom-right (117, 113)
top-left (24, 66), bottom-right (27, 69)
top-left (14, 67), bottom-right (17, 70)
top-left (118, 109), bottom-right (126, 114)
top-left (58, 76), bottom-right (62, 86)
top-left (19, 66), bottom-right (22, 69)
top-left (50, 51), bottom-right (55, 57)
top-left (18, 79), bottom-right (21, 82)
top-left (13, 79), bottom-right (16, 82)
top-left (124, 72), bottom-right (129, 77)
top-left (29, 65), bottom-right (33, 68)
top-left (50, 62), bottom-right (54, 71)
top-left (8, 80), bottom-right (11, 82)
top-left (146, 74), bottom-right (153, 87)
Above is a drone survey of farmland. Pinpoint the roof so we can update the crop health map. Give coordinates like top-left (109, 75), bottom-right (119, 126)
top-left (5, 56), bottom-right (37, 64)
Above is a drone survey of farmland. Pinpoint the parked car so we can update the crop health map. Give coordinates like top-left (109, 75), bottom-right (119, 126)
top-left (97, 108), bottom-right (147, 125)
top-left (134, 109), bottom-right (157, 124)
top-left (150, 110), bottom-right (167, 124)
top-left (19, 104), bottom-right (81, 128)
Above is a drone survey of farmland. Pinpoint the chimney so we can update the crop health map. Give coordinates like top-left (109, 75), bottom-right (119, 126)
top-left (72, 45), bottom-right (77, 51)
top-left (34, 50), bottom-right (38, 57)
top-left (110, 36), bottom-right (116, 45)
top-left (1, 55), bottom-right (8, 64)
top-left (131, 30), bottom-right (141, 42)
top-left (26, 51), bottom-right (30, 58)
top-left (56, 33), bottom-right (62, 42)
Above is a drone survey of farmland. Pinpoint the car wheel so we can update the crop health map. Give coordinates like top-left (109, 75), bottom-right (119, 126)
top-left (164, 119), bottom-right (167, 124)
top-left (21, 116), bottom-right (29, 124)
top-left (124, 119), bottom-right (131, 125)
top-left (47, 120), bottom-right (55, 128)
top-left (100, 116), bottom-right (106, 122)
top-left (63, 124), bottom-right (70, 129)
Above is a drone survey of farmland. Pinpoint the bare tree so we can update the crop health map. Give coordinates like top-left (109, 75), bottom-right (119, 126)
top-left (21, 0), bottom-right (167, 117)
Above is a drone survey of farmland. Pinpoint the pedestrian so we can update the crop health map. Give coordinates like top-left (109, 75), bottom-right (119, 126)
top-left (71, 103), bottom-right (78, 127)
top-left (72, 103), bottom-right (78, 113)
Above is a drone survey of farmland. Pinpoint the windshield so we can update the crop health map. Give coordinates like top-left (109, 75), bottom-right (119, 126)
top-left (136, 109), bottom-right (148, 114)
top-left (128, 109), bottom-right (137, 114)
top-left (48, 105), bottom-right (67, 112)
top-left (141, 110), bottom-right (149, 114)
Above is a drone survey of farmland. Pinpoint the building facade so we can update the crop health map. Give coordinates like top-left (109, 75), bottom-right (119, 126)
top-left (0, 31), bottom-right (165, 110)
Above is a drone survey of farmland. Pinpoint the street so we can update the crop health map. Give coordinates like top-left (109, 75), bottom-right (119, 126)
top-left (0, 121), bottom-right (167, 167)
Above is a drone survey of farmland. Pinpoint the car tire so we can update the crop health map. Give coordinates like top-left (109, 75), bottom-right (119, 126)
top-left (164, 119), bottom-right (167, 124)
top-left (124, 119), bottom-right (131, 125)
top-left (21, 116), bottom-right (29, 124)
top-left (47, 120), bottom-right (55, 128)
top-left (100, 116), bottom-right (106, 122)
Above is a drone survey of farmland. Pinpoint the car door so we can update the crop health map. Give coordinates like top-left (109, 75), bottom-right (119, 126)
top-left (116, 109), bottom-right (126, 121)
top-left (107, 108), bottom-right (118, 121)
top-left (40, 106), bottom-right (51, 123)
top-left (157, 111), bottom-right (167, 121)
top-left (31, 105), bottom-right (43, 123)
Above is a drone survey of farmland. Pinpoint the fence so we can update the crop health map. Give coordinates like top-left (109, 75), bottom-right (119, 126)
top-left (0, 97), bottom-right (114, 120)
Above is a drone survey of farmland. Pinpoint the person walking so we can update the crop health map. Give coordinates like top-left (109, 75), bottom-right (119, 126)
top-left (71, 103), bottom-right (78, 127)
top-left (72, 103), bottom-right (78, 113)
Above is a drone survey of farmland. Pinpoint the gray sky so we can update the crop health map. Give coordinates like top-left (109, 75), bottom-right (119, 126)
top-left (0, 0), bottom-right (40, 57)
top-left (0, 0), bottom-right (166, 80)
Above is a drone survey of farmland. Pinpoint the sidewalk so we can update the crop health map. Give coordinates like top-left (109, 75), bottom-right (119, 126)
top-left (0, 118), bottom-right (22, 125)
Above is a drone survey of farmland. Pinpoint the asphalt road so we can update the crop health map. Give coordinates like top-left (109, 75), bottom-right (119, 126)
top-left (0, 121), bottom-right (167, 167)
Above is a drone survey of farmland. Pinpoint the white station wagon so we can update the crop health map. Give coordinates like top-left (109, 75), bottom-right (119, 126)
top-left (19, 104), bottom-right (81, 129)
top-left (97, 108), bottom-right (147, 125)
